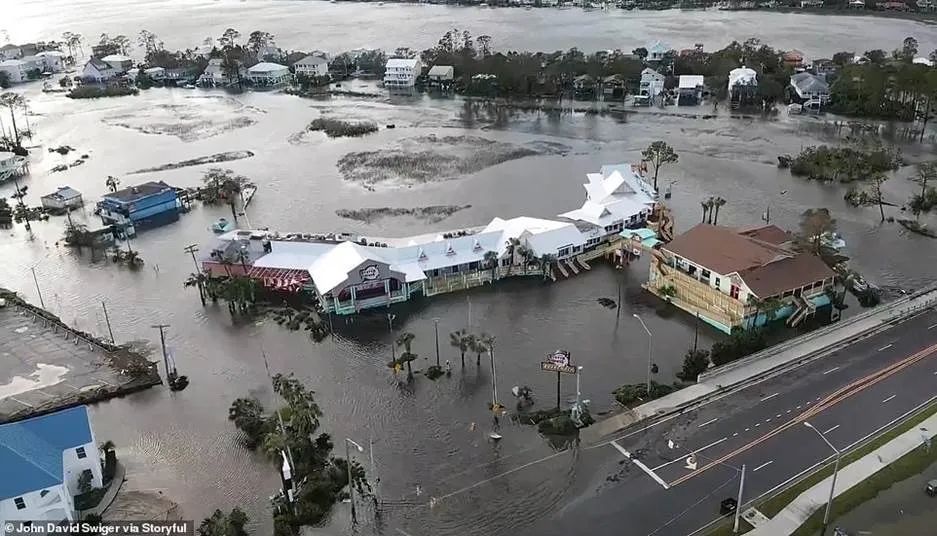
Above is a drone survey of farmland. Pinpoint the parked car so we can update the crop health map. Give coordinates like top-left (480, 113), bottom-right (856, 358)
top-left (926, 479), bottom-right (937, 496)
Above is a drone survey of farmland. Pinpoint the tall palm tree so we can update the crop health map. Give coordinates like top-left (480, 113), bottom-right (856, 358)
top-left (712, 197), bottom-right (727, 225)
top-left (539, 253), bottom-right (556, 281)
top-left (483, 250), bottom-right (499, 280)
top-left (479, 333), bottom-right (499, 410)
top-left (449, 329), bottom-right (470, 368)
top-left (395, 332), bottom-right (417, 379)
top-left (505, 237), bottom-right (521, 274)
top-left (468, 333), bottom-right (484, 366)
top-left (700, 200), bottom-right (709, 223)
top-left (184, 272), bottom-right (208, 306)
top-left (105, 176), bottom-right (120, 193)
top-left (0, 92), bottom-right (25, 145)
top-left (705, 197), bottom-right (716, 224)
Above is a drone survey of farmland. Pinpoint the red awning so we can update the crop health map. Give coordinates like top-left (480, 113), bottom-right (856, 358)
top-left (247, 267), bottom-right (311, 292)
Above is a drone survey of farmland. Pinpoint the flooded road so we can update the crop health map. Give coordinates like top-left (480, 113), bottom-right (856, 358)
top-left (2, 3), bottom-right (937, 533)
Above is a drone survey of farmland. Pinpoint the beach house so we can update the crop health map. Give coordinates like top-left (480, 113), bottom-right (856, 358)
top-left (97, 181), bottom-right (179, 231)
top-left (383, 58), bottom-right (422, 88)
top-left (645, 224), bottom-right (836, 333)
top-left (0, 406), bottom-right (104, 532)
top-left (40, 186), bottom-right (83, 213)
top-left (246, 62), bottom-right (291, 87)
top-left (292, 55), bottom-right (329, 78)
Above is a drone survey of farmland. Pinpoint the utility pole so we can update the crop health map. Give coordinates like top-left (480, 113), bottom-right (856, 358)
top-left (387, 313), bottom-right (396, 363)
top-left (151, 324), bottom-right (171, 382)
top-left (345, 438), bottom-right (364, 525)
top-left (183, 244), bottom-right (206, 306)
top-left (369, 437), bottom-right (381, 513)
top-left (30, 266), bottom-right (44, 309)
top-left (804, 421), bottom-right (842, 536)
top-left (101, 301), bottom-right (115, 343)
top-left (262, 350), bottom-right (296, 514)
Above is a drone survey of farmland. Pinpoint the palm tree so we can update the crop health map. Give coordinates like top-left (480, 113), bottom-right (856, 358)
top-left (539, 253), bottom-right (556, 281)
top-left (184, 272), bottom-right (208, 306)
top-left (395, 332), bottom-right (417, 379)
top-left (505, 237), bottom-right (521, 274)
top-left (99, 440), bottom-right (115, 453)
top-left (0, 92), bottom-right (25, 146)
top-left (449, 329), bottom-right (470, 368)
top-left (483, 250), bottom-right (499, 280)
top-left (712, 197), bottom-right (727, 225)
top-left (479, 333), bottom-right (499, 410)
top-left (105, 175), bottom-right (120, 193)
top-left (700, 200), bottom-right (709, 223)
top-left (705, 197), bottom-right (716, 224)
top-left (468, 333), bottom-right (484, 366)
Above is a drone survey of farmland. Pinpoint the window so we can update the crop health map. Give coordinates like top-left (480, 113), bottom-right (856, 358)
top-left (14, 497), bottom-right (26, 510)
top-left (469, 261), bottom-right (479, 270)
top-left (701, 269), bottom-right (712, 281)
top-left (714, 277), bottom-right (721, 288)
top-left (76, 446), bottom-right (87, 459)
top-left (40, 490), bottom-right (50, 497)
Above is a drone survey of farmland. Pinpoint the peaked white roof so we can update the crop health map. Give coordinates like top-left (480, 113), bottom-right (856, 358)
top-left (101, 54), bottom-right (131, 63)
top-left (728, 66), bottom-right (758, 88)
top-left (386, 58), bottom-right (418, 69)
top-left (558, 165), bottom-right (655, 227)
top-left (248, 61), bottom-right (287, 73)
top-left (645, 40), bottom-right (670, 54)
top-left (294, 54), bottom-right (328, 66)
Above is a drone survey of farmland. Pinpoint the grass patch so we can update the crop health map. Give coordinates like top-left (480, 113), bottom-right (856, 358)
top-left (307, 117), bottom-right (378, 137)
top-left (707, 399), bottom-right (937, 536)
top-left (68, 86), bottom-right (139, 99)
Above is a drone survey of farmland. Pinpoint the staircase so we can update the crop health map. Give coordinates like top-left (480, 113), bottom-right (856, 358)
top-left (566, 259), bottom-right (580, 275)
top-left (787, 294), bottom-right (816, 328)
top-left (576, 257), bottom-right (591, 271)
top-left (556, 261), bottom-right (570, 278)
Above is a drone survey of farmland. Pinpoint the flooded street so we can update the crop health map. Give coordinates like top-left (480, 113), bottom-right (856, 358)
top-left (2, 2), bottom-right (937, 534)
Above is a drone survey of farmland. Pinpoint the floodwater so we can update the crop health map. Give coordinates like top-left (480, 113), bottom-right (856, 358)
top-left (6, 0), bottom-right (937, 58)
top-left (1, 3), bottom-right (937, 535)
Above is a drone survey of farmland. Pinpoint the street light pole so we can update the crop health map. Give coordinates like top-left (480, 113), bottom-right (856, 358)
top-left (733, 464), bottom-right (746, 533)
top-left (633, 314), bottom-right (653, 397)
top-left (804, 421), bottom-right (842, 535)
top-left (433, 317), bottom-right (440, 367)
top-left (387, 313), bottom-right (396, 363)
top-left (345, 438), bottom-right (364, 525)
top-left (576, 366), bottom-right (583, 406)
top-left (30, 266), bottom-right (45, 309)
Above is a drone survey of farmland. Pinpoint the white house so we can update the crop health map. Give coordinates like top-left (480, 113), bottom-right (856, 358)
top-left (645, 40), bottom-right (671, 62)
top-left (639, 68), bottom-right (665, 101)
top-left (0, 44), bottom-right (21, 61)
top-left (384, 58), bottom-right (422, 88)
top-left (0, 60), bottom-right (31, 83)
top-left (427, 65), bottom-right (455, 83)
top-left (789, 72), bottom-right (830, 104)
top-left (247, 62), bottom-right (291, 87)
top-left (40, 186), bottom-right (84, 213)
top-left (0, 406), bottom-right (104, 533)
top-left (100, 54), bottom-right (133, 73)
top-left (198, 58), bottom-right (240, 87)
top-left (81, 57), bottom-right (121, 83)
top-left (33, 51), bottom-right (66, 73)
top-left (558, 163), bottom-right (656, 245)
top-left (728, 66), bottom-right (758, 93)
top-left (292, 55), bottom-right (329, 78)
top-left (143, 66), bottom-right (166, 80)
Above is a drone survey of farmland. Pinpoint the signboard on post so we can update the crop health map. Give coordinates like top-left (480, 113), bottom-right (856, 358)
top-left (541, 350), bottom-right (576, 410)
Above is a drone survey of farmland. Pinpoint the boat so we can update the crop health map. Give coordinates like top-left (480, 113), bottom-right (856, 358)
top-left (211, 217), bottom-right (234, 233)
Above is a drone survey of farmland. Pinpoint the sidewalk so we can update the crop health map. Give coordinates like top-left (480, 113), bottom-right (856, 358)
top-left (582, 287), bottom-right (937, 444)
top-left (751, 411), bottom-right (937, 535)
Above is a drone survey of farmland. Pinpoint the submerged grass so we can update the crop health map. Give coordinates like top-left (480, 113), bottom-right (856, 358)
top-left (307, 117), bottom-right (378, 137)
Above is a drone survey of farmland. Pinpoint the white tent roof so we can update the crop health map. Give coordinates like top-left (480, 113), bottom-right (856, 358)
top-left (101, 54), bottom-right (131, 63)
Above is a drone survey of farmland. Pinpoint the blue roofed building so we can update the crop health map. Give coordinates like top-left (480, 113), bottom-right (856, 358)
top-left (0, 406), bottom-right (103, 531)
top-left (97, 180), bottom-right (179, 233)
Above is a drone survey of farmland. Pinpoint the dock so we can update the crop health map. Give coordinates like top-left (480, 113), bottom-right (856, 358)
top-left (0, 289), bottom-right (162, 424)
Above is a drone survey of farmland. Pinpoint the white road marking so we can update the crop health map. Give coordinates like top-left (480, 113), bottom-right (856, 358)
top-left (611, 441), bottom-right (669, 489)
top-left (786, 409), bottom-right (792, 413)
top-left (882, 394), bottom-right (896, 404)
top-left (760, 392), bottom-right (780, 402)
top-left (755, 423), bottom-right (761, 427)
top-left (733, 432), bottom-right (738, 437)
top-left (752, 460), bottom-right (774, 472)
top-left (651, 437), bottom-right (728, 471)
top-left (878, 344), bottom-right (894, 352)
top-left (823, 366), bottom-right (839, 375)
top-left (928, 323), bottom-right (937, 330)
top-left (766, 418), bottom-right (772, 422)
top-left (823, 425), bottom-right (840, 434)
top-left (797, 405), bottom-right (803, 409)
top-left (698, 418), bottom-right (719, 428)
top-left (745, 428), bottom-right (750, 432)
top-left (776, 414), bottom-right (782, 418)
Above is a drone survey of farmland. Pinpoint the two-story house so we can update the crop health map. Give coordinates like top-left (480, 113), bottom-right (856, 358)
top-left (97, 181), bottom-right (179, 232)
top-left (646, 224), bottom-right (836, 333)
top-left (0, 406), bottom-right (104, 533)
top-left (383, 58), bottom-right (422, 88)
top-left (292, 55), bottom-right (329, 79)
top-left (639, 68), bottom-right (665, 103)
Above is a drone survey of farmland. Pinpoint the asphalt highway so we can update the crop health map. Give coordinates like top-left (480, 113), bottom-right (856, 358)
top-left (525, 307), bottom-right (937, 536)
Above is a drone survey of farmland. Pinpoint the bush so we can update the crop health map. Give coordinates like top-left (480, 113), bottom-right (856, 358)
top-left (709, 328), bottom-right (767, 366)
top-left (613, 381), bottom-right (676, 406)
top-left (67, 86), bottom-right (139, 99)
top-left (677, 349), bottom-right (710, 382)
top-left (307, 118), bottom-right (378, 138)
top-left (787, 143), bottom-right (900, 183)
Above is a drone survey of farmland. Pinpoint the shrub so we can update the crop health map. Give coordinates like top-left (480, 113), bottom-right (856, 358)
top-left (677, 349), bottom-right (710, 382)
top-left (613, 381), bottom-right (676, 406)
top-left (307, 118), bottom-right (378, 138)
top-left (709, 328), bottom-right (767, 366)
top-left (67, 86), bottom-right (139, 99)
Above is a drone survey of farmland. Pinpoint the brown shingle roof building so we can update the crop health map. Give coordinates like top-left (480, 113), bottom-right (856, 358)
top-left (663, 224), bottom-right (834, 299)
